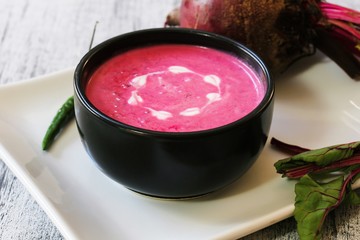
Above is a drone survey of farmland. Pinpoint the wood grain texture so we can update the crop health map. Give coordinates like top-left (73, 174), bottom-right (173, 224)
top-left (0, 0), bottom-right (360, 239)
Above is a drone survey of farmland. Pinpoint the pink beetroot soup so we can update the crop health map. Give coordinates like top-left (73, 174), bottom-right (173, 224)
top-left (86, 44), bottom-right (265, 132)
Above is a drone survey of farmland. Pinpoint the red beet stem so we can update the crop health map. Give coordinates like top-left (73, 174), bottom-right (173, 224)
top-left (319, 2), bottom-right (360, 25)
top-left (316, 2), bottom-right (360, 80)
top-left (314, 27), bottom-right (360, 80)
top-left (328, 19), bottom-right (360, 40)
top-left (284, 154), bottom-right (360, 179)
top-left (271, 137), bottom-right (310, 155)
top-left (330, 25), bottom-right (360, 56)
top-left (283, 164), bottom-right (318, 179)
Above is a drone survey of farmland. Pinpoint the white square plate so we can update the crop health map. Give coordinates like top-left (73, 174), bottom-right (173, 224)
top-left (1, 51), bottom-right (360, 239)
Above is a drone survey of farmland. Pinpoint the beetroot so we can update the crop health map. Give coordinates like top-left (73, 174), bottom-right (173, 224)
top-left (166, 0), bottom-right (360, 80)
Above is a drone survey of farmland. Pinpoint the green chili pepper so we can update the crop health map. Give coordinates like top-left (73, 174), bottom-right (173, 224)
top-left (42, 22), bottom-right (97, 151)
top-left (42, 96), bottom-right (75, 150)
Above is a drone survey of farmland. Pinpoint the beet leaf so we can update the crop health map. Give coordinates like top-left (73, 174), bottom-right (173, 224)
top-left (274, 139), bottom-right (360, 178)
top-left (294, 174), bottom-right (344, 240)
top-left (272, 138), bottom-right (360, 240)
top-left (295, 168), bottom-right (360, 240)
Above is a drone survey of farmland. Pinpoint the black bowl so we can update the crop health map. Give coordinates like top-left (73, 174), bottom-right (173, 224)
top-left (74, 28), bottom-right (274, 199)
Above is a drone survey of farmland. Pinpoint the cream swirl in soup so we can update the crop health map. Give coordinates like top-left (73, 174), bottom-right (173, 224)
top-left (86, 44), bottom-right (265, 132)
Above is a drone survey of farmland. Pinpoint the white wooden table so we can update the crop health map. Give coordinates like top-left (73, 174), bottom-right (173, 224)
top-left (0, 0), bottom-right (359, 239)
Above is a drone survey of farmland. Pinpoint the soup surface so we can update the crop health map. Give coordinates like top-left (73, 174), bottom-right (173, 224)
top-left (86, 44), bottom-right (265, 132)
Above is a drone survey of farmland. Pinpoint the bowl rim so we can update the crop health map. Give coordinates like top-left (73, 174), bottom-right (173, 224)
top-left (74, 27), bottom-right (274, 138)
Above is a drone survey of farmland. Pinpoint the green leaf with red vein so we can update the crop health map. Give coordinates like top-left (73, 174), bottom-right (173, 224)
top-left (274, 141), bottom-right (360, 179)
top-left (272, 138), bottom-right (360, 240)
top-left (294, 174), bottom-right (343, 240)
